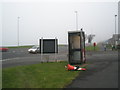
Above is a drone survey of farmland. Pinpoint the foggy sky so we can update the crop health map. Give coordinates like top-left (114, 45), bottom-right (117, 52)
top-left (1, 0), bottom-right (118, 46)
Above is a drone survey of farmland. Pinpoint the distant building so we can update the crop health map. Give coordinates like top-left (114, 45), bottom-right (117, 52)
top-left (107, 34), bottom-right (120, 45)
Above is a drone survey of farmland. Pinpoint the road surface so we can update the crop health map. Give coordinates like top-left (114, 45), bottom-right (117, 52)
top-left (2, 45), bottom-right (68, 68)
top-left (66, 51), bottom-right (118, 88)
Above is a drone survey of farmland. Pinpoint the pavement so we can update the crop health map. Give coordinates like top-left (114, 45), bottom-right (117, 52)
top-left (66, 51), bottom-right (118, 88)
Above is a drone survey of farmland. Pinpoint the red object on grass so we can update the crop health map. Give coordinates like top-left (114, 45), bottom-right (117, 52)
top-left (93, 42), bottom-right (96, 47)
top-left (81, 68), bottom-right (86, 71)
top-left (67, 64), bottom-right (74, 70)
top-left (0, 48), bottom-right (8, 52)
top-left (67, 64), bottom-right (86, 71)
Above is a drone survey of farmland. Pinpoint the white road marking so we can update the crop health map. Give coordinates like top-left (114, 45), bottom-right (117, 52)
top-left (13, 51), bottom-right (16, 53)
top-left (20, 51), bottom-right (24, 52)
top-left (2, 50), bottom-right (27, 53)
top-left (1, 56), bottom-right (40, 62)
top-left (1, 54), bottom-right (67, 62)
top-left (0, 58), bottom-right (20, 61)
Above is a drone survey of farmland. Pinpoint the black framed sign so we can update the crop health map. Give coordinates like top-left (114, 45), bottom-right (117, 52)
top-left (39, 39), bottom-right (58, 53)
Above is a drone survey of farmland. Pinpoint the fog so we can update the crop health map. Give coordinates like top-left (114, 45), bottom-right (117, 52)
top-left (1, 0), bottom-right (118, 46)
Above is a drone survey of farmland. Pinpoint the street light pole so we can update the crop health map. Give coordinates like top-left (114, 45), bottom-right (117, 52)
top-left (17, 17), bottom-right (20, 47)
top-left (75, 11), bottom-right (78, 31)
top-left (114, 15), bottom-right (117, 49)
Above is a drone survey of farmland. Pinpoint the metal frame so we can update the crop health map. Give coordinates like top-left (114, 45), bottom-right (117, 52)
top-left (41, 37), bottom-right (43, 62)
top-left (68, 30), bottom-right (86, 65)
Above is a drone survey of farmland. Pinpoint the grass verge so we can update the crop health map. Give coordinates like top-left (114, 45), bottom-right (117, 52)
top-left (2, 61), bottom-right (81, 88)
top-left (6, 44), bottom-right (67, 48)
top-left (6, 45), bottom-right (33, 48)
top-left (85, 45), bottom-right (99, 51)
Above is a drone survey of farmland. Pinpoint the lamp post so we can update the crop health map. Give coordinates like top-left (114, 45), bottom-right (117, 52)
top-left (17, 17), bottom-right (20, 47)
top-left (114, 15), bottom-right (117, 49)
top-left (75, 11), bottom-right (78, 31)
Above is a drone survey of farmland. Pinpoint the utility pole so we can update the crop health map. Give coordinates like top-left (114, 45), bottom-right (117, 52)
top-left (17, 17), bottom-right (20, 47)
top-left (114, 15), bottom-right (117, 49)
top-left (75, 11), bottom-right (78, 31)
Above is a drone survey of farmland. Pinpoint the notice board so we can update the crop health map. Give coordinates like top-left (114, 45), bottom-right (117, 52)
top-left (39, 39), bottom-right (58, 53)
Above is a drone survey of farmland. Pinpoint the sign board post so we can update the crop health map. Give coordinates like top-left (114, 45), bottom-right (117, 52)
top-left (39, 38), bottom-right (58, 62)
top-left (41, 37), bottom-right (43, 62)
top-left (93, 42), bottom-right (96, 51)
top-left (55, 37), bottom-right (57, 62)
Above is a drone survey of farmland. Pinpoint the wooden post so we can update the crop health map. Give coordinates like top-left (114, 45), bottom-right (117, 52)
top-left (41, 37), bottom-right (43, 63)
top-left (55, 37), bottom-right (57, 62)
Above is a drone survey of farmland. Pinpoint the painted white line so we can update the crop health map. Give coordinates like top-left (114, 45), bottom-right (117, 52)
top-left (1, 56), bottom-right (40, 62)
top-left (0, 58), bottom-right (20, 61)
top-left (20, 51), bottom-right (25, 52)
top-left (1, 54), bottom-right (67, 62)
top-left (13, 51), bottom-right (16, 53)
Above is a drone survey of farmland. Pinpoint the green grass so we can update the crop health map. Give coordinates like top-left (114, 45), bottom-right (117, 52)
top-left (85, 45), bottom-right (99, 51)
top-left (6, 44), bottom-right (67, 48)
top-left (6, 45), bottom-right (34, 48)
top-left (2, 61), bottom-right (80, 88)
top-left (58, 44), bottom-right (68, 46)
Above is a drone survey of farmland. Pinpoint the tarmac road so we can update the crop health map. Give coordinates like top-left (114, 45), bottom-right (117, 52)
top-left (2, 45), bottom-right (68, 68)
top-left (66, 51), bottom-right (118, 88)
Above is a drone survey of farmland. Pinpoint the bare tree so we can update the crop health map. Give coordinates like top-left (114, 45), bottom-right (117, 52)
top-left (87, 34), bottom-right (95, 44)
top-left (85, 34), bottom-right (88, 41)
